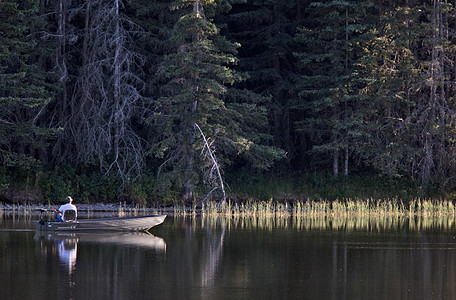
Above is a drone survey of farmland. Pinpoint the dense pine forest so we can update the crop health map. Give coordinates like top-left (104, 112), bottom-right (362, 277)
top-left (1, 0), bottom-right (456, 204)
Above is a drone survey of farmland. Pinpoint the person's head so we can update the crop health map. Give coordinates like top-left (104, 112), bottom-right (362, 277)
top-left (54, 209), bottom-right (60, 216)
top-left (66, 196), bottom-right (73, 203)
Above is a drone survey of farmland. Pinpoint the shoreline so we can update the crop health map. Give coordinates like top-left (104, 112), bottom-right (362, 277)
top-left (0, 202), bottom-right (174, 217)
top-left (2, 198), bottom-right (456, 218)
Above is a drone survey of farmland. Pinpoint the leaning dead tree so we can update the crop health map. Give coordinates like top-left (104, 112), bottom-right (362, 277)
top-left (194, 123), bottom-right (226, 204)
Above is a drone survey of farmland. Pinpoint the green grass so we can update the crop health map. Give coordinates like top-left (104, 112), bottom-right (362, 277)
top-left (225, 170), bottom-right (422, 202)
top-left (0, 166), bottom-right (451, 205)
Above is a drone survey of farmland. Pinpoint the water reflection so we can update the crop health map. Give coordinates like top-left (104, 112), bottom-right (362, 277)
top-left (5, 214), bottom-right (456, 299)
top-left (199, 214), bottom-right (456, 232)
top-left (200, 218), bottom-right (225, 287)
top-left (34, 231), bottom-right (166, 274)
top-left (171, 215), bottom-right (456, 299)
top-left (55, 237), bottom-right (78, 274)
top-left (168, 216), bottom-right (227, 298)
top-left (35, 230), bottom-right (166, 248)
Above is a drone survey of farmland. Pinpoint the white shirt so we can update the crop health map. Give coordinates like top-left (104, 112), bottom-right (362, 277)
top-left (59, 203), bottom-right (78, 221)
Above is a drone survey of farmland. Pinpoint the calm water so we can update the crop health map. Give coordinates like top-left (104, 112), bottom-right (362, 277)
top-left (1, 214), bottom-right (456, 299)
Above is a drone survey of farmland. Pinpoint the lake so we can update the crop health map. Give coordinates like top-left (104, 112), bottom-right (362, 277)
top-left (1, 213), bottom-right (456, 299)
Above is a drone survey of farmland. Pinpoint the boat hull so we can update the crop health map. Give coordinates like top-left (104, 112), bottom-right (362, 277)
top-left (34, 214), bottom-right (166, 232)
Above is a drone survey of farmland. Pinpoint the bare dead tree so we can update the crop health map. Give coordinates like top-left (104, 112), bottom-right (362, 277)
top-left (66, 0), bottom-right (147, 181)
top-left (194, 123), bottom-right (226, 204)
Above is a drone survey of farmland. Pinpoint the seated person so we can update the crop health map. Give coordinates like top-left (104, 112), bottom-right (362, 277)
top-left (59, 196), bottom-right (78, 222)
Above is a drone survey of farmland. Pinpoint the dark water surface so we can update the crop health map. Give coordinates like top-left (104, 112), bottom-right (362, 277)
top-left (1, 214), bottom-right (456, 299)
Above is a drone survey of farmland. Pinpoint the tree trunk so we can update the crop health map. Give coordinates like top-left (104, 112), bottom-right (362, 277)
top-left (344, 147), bottom-right (348, 177)
top-left (82, 1), bottom-right (91, 66)
top-left (113, 0), bottom-right (121, 168)
top-left (333, 150), bottom-right (339, 178)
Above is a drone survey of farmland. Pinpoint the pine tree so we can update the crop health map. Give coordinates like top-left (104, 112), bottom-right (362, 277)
top-left (354, 1), bottom-right (424, 179)
top-left (363, 0), bottom-right (456, 190)
top-left (150, 0), bottom-right (284, 200)
top-left (226, 0), bottom-right (306, 166)
top-left (40, 0), bottom-right (80, 164)
top-left (294, 0), bottom-right (374, 177)
top-left (0, 0), bottom-right (57, 173)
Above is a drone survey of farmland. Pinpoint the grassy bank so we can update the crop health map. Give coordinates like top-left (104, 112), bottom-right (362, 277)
top-left (2, 198), bottom-right (455, 219)
top-left (225, 170), bottom-right (423, 202)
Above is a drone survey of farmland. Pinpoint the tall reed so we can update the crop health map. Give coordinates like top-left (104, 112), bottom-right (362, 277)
top-left (187, 198), bottom-right (456, 218)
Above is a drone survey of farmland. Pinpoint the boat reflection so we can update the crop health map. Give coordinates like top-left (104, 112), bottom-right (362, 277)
top-left (35, 231), bottom-right (166, 250)
top-left (35, 231), bottom-right (166, 273)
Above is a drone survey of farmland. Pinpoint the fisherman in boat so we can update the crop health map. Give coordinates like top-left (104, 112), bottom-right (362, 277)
top-left (58, 196), bottom-right (78, 222)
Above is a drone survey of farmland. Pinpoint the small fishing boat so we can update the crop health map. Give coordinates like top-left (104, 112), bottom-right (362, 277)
top-left (34, 214), bottom-right (166, 232)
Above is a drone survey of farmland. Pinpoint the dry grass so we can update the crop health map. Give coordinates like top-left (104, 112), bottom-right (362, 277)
top-left (171, 198), bottom-right (456, 218)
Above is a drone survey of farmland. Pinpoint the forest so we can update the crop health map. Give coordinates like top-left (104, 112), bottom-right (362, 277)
top-left (1, 0), bottom-right (456, 204)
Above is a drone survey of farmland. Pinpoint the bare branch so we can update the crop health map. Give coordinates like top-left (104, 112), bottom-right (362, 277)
top-left (194, 123), bottom-right (226, 204)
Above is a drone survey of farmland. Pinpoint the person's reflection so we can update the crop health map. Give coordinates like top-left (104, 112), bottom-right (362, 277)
top-left (55, 238), bottom-right (78, 274)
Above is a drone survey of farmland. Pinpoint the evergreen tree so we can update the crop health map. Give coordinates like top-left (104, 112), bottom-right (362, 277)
top-left (150, 0), bottom-right (284, 200)
top-left (356, 1), bottom-right (426, 179)
top-left (0, 0), bottom-right (57, 173)
top-left (294, 0), bottom-right (374, 177)
top-left (226, 0), bottom-right (306, 166)
top-left (40, 0), bottom-right (81, 164)
top-left (407, 0), bottom-right (456, 189)
top-left (360, 0), bottom-right (456, 190)
top-left (126, 0), bottom-right (178, 96)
